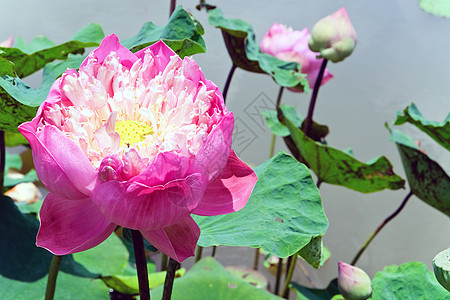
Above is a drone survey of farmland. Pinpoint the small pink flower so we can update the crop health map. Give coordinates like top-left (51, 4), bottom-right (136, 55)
top-left (309, 8), bottom-right (357, 63)
top-left (338, 262), bottom-right (372, 300)
top-left (260, 23), bottom-right (333, 91)
top-left (19, 35), bottom-right (257, 262)
top-left (0, 36), bottom-right (14, 48)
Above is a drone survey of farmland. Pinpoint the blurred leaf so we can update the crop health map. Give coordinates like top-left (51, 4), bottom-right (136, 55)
top-left (388, 126), bottom-right (450, 216)
top-left (298, 236), bottom-right (324, 269)
top-left (371, 262), bottom-right (448, 299)
top-left (4, 169), bottom-right (38, 187)
top-left (0, 23), bottom-right (104, 78)
top-left (394, 102), bottom-right (450, 151)
top-left (150, 257), bottom-right (282, 299)
top-left (281, 109), bottom-right (405, 193)
top-left (433, 247), bottom-right (450, 292)
top-left (0, 272), bottom-right (109, 300)
top-left (225, 266), bottom-right (268, 290)
top-left (0, 195), bottom-right (97, 282)
top-left (15, 199), bottom-right (43, 215)
top-left (4, 131), bottom-right (28, 147)
top-left (420, 0), bottom-right (450, 18)
top-left (292, 278), bottom-right (340, 300)
top-left (73, 233), bottom-right (129, 276)
top-left (194, 152), bottom-right (328, 263)
top-left (122, 6), bottom-right (206, 58)
top-left (102, 268), bottom-right (185, 294)
top-left (207, 8), bottom-right (309, 91)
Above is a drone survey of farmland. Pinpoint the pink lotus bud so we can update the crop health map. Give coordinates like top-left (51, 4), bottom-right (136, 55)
top-left (338, 262), bottom-right (372, 300)
top-left (0, 36), bottom-right (14, 48)
top-left (260, 23), bottom-right (333, 92)
top-left (309, 8), bottom-right (356, 63)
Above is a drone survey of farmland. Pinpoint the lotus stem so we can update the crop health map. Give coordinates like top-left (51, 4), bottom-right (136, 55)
top-left (0, 131), bottom-right (4, 193)
top-left (269, 86), bottom-right (285, 157)
top-left (131, 230), bottom-right (150, 300)
top-left (281, 254), bottom-right (297, 298)
top-left (303, 59), bottom-right (328, 137)
top-left (169, 0), bottom-right (176, 17)
top-left (45, 255), bottom-right (62, 300)
top-left (274, 257), bottom-right (283, 295)
top-left (351, 190), bottom-right (413, 265)
top-left (195, 245), bottom-right (203, 262)
top-left (161, 254), bottom-right (168, 271)
top-left (222, 64), bottom-right (237, 104)
top-left (253, 248), bottom-right (260, 270)
top-left (211, 246), bottom-right (217, 257)
top-left (162, 258), bottom-right (180, 300)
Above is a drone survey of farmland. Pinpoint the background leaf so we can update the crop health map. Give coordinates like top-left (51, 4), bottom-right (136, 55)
top-left (206, 8), bottom-right (309, 91)
top-left (420, 0), bottom-right (450, 18)
top-left (292, 278), bottom-right (339, 300)
top-left (281, 109), bottom-right (405, 193)
top-left (150, 257), bottom-right (282, 299)
top-left (194, 152), bottom-right (328, 262)
top-left (388, 126), bottom-right (450, 216)
top-left (0, 23), bottom-right (104, 78)
top-left (394, 102), bottom-right (450, 151)
top-left (371, 262), bottom-right (448, 299)
top-left (122, 6), bottom-right (206, 57)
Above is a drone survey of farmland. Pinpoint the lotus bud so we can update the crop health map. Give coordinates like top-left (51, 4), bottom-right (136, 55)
top-left (309, 8), bottom-right (356, 63)
top-left (338, 261), bottom-right (372, 300)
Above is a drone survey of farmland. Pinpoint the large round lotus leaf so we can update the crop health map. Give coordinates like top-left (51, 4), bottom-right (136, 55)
top-left (194, 152), bottom-right (328, 261)
top-left (150, 257), bottom-right (282, 299)
top-left (433, 247), bottom-right (450, 292)
top-left (371, 262), bottom-right (448, 299)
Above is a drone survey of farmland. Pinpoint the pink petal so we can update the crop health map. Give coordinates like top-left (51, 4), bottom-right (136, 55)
top-left (131, 152), bottom-right (191, 186)
top-left (81, 34), bottom-right (138, 69)
top-left (18, 124), bottom-right (98, 200)
top-left (141, 215), bottom-right (200, 262)
top-left (193, 150), bottom-right (257, 216)
top-left (135, 40), bottom-right (179, 73)
top-left (37, 193), bottom-right (116, 255)
top-left (91, 173), bottom-right (204, 230)
top-left (190, 112), bottom-right (234, 182)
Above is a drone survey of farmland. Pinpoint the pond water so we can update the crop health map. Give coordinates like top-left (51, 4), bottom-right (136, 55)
top-left (1, 0), bottom-right (449, 293)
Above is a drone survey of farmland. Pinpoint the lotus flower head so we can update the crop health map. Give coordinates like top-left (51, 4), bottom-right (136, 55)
top-left (0, 36), bottom-right (14, 48)
top-left (260, 23), bottom-right (333, 92)
top-left (19, 35), bottom-right (257, 262)
top-left (338, 261), bottom-right (372, 300)
top-left (309, 8), bottom-right (357, 63)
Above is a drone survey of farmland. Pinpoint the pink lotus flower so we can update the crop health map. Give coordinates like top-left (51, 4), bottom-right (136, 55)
top-left (0, 36), bottom-right (14, 48)
top-left (338, 262), bottom-right (372, 300)
top-left (19, 34), bottom-right (257, 262)
top-left (309, 8), bottom-right (357, 63)
top-left (260, 23), bottom-right (333, 91)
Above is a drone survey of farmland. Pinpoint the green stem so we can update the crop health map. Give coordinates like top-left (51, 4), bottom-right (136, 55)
top-left (269, 87), bottom-right (285, 157)
top-left (169, 0), bottom-right (176, 17)
top-left (222, 64), bottom-right (237, 104)
top-left (253, 248), bottom-right (260, 270)
top-left (0, 131), bottom-right (4, 193)
top-left (303, 59), bottom-right (328, 137)
top-left (195, 246), bottom-right (203, 262)
top-left (274, 257), bottom-right (283, 295)
top-left (281, 254), bottom-right (297, 298)
top-left (131, 230), bottom-right (150, 300)
top-left (161, 254), bottom-right (168, 271)
top-left (162, 258), bottom-right (180, 300)
top-left (45, 255), bottom-right (62, 300)
top-left (351, 190), bottom-right (413, 266)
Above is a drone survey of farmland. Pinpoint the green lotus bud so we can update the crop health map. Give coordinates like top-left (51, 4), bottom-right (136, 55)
top-left (309, 8), bottom-right (357, 63)
top-left (433, 247), bottom-right (450, 292)
top-left (338, 262), bottom-right (372, 300)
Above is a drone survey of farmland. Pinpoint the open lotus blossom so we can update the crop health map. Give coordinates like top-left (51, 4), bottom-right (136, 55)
top-left (260, 23), bottom-right (333, 91)
top-left (0, 36), bottom-right (14, 48)
top-left (19, 34), bottom-right (257, 262)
